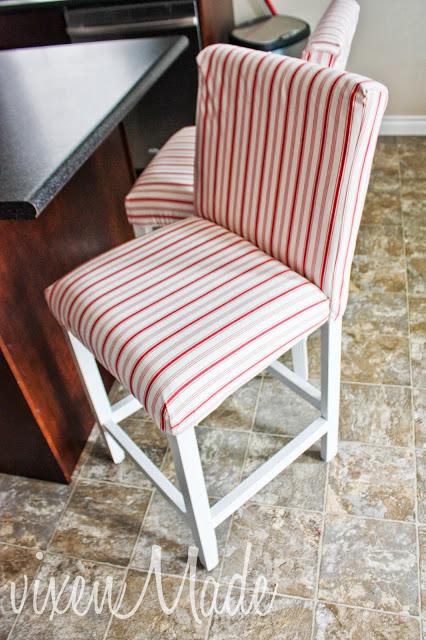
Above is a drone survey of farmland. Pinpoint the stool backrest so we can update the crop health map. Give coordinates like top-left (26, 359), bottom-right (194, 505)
top-left (302, 0), bottom-right (360, 70)
top-left (194, 44), bottom-right (387, 318)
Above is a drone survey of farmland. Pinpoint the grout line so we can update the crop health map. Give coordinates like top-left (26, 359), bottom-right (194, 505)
top-left (204, 374), bottom-right (265, 640)
top-left (45, 479), bottom-right (79, 551)
top-left (397, 139), bottom-right (424, 639)
top-left (74, 474), bottom-right (162, 493)
top-left (309, 446), bottom-right (329, 639)
top-left (5, 433), bottom-right (102, 638)
top-left (101, 476), bottom-right (157, 640)
top-left (5, 474), bottom-right (80, 640)
top-left (316, 598), bottom-right (421, 620)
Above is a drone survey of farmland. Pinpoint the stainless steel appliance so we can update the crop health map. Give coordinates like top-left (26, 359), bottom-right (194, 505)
top-left (65, 0), bottom-right (201, 168)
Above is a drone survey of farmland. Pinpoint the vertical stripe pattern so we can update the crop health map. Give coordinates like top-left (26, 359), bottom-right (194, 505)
top-left (302, 0), bottom-right (360, 70)
top-left (125, 2), bottom-right (359, 230)
top-left (195, 44), bottom-right (387, 318)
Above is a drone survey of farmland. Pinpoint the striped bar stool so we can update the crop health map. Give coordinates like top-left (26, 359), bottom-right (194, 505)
top-left (124, 0), bottom-right (360, 383)
top-left (45, 44), bottom-right (387, 571)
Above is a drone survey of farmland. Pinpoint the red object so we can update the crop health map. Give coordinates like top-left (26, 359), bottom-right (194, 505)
top-left (263, 0), bottom-right (278, 15)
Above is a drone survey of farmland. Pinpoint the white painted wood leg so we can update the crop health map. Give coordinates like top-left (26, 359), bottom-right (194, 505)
top-left (320, 319), bottom-right (342, 462)
top-left (292, 338), bottom-right (309, 380)
top-left (66, 331), bottom-right (125, 464)
top-left (167, 428), bottom-right (219, 571)
top-left (133, 224), bottom-right (155, 238)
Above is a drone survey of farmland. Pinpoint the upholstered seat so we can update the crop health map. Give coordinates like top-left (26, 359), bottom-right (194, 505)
top-left (46, 216), bottom-right (329, 433)
top-left (125, 126), bottom-right (196, 227)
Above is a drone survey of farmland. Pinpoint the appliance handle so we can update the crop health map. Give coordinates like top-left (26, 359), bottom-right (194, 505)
top-left (66, 16), bottom-right (198, 38)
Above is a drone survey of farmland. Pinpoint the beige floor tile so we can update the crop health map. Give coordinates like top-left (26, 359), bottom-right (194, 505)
top-left (410, 297), bottom-right (426, 336)
top-left (0, 474), bottom-right (70, 549)
top-left (50, 480), bottom-right (151, 566)
top-left (318, 514), bottom-right (418, 614)
top-left (407, 255), bottom-right (426, 296)
top-left (368, 169), bottom-right (400, 196)
top-left (410, 297), bottom-right (426, 387)
top-left (349, 256), bottom-right (407, 294)
top-left (252, 376), bottom-right (319, 438)
top-left (343, 292), bottom-right (408, 336)
top-left (404, 221), bottom-right (426, 257)
top-left (0, 544), bottom-right (42, 640)
top-left (221, 503), bottom-right (322, 598)
top-left (418, 527), bottom-right (426, 613)
top-left (242, 432), bottom-right (326, 511)
top-left (340, 383), bottom-right (413, 447)
top-left (400, 172), bottom-right (426, 199)
top-left (340, 330), bottom-right (411, 386)
top-left (200, 378), bottom-right (261, 431)
top-left (106, 572), bottom-right (210, 640)
top-left (291, 321), bottom-right (412, 388)
top-left (314, 602), bottom-right (420, 640)
top-left (355, 225), bottom-right (404, 258)
top-left (402, 196), bottom-right (426, 226)
top-left (131, 492), bottom-right (230, 579)
top-left (374, 136), bottom-right (398, 160)
top-left (308, 330), bottom-right (411, 386)
top-left (411, 335), bottom-right (426, 387)
top-left (327, 442), bottom-right (415, 521)
top-left (209, 592), bottom-right (313, 639)
top-left (162, 427), bottom-right (249, 499)
top-left (415, 450), bottom-right (426, 524)
top-left (397, 136), bottom-right (426, 153)
top-left (79, 417), bottom-right (167, 489)
top-left (362, 191), bottom-right (402, 226)
top-left (414, 388), bottom-right (426, 447)
top-left (399, 151), bottom-right (426, 181)
top-left (9, 553), bottom-right (125, 640)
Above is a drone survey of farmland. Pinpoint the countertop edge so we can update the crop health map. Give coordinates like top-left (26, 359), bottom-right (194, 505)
top-left (7, 36), bottom-right (189, 220)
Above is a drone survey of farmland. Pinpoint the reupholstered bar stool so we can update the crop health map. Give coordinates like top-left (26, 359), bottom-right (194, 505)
top-left (124, 0), bottom-right (360, 382)
top-left (45, 43), bottom-right (387, 571)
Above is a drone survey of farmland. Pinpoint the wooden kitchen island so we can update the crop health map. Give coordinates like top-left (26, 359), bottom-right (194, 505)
top-left (0, 36), bottom-right (187, 482)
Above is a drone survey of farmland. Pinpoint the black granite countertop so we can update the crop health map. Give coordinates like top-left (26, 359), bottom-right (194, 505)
top-left (0, 36), bottom-right (188, 219)
top-left (0, 0), bottom-right (145, 11)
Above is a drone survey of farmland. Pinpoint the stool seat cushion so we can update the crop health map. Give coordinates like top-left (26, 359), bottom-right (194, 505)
top-left (125, 126), bottom-right (196, 227)
top-left (45, 217), bottom-right (329, 434)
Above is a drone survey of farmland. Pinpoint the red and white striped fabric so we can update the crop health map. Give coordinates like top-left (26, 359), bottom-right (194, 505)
top-left (195, 44), bottom-right (387, 318)
top-left (302, 0), bottom-right (360, 70)
top-left (125, 126), bottom-right (196, 226)
top-left (45, 217), bottom-right (329, 433)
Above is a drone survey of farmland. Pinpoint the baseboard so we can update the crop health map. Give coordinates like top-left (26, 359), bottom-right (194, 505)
top-left (380, 116), bottom-right (426, 136)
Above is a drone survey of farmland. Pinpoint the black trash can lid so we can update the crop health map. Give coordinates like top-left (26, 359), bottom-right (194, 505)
top-left (230, 15), bottom-right (310, 52)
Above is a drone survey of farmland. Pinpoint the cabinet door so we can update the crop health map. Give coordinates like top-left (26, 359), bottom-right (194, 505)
top-left (197, 0), bottom-right (235, 46)
top-left (0, 7), bottom-right (68, 50)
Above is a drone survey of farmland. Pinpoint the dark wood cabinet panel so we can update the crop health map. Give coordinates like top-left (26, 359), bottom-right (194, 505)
top-left (0, 7), bottom-right (69, 50)
top-left (0, 127), bottom-right (134, 482)
top-left (197, 0), bottom-right (235, 46)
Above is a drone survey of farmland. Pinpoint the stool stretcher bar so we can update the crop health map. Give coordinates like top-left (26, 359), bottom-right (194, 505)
top-left (102, 418), bottom-right (186, 514)
top-left (66, 318), bottom-right (341, 571)
top-left (210, 416), bottom-right (328, 527)
top-left (266, 360), bottom-right (321, 410)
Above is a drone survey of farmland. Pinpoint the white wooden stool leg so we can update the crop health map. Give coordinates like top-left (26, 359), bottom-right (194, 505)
top-left (167, 428), bottom-right (219, 571)
top-left (66, 332), bottom-right (125, 464)
top-left (320, 319), bottom-right (342, 462)
top-left (133, 224), bottom-right (155, 238)
top-left (292, 338), bottom-right (309, 380)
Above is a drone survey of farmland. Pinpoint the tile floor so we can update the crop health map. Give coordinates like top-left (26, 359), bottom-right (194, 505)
top-left (0, 136), bottom-right (425, 639)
